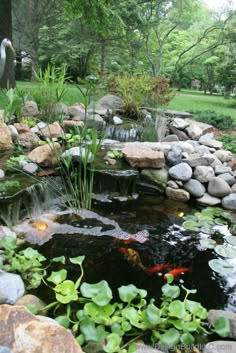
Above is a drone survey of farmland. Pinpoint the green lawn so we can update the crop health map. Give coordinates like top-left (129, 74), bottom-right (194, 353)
top-left (166, 89), bottom-right (236, 120)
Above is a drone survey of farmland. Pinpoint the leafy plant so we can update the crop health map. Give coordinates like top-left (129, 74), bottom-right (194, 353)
top-left (192, 110), bottom-right (235, 131)
top-left (5, 155), bottom-right (30, 171)
top-left (3, 88), bottom-right (29, 122)
top-left (0, 180), bottom-right (20, 192)
top-left (20, 116), bottom-right (36, 128)
top-left (218, 135), bottom-right (236, 154)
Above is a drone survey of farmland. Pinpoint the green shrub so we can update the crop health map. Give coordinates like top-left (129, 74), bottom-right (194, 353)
top-left (192, 110), bottom-right (235, 131)
top-left (218, 134), bottom-right (236, 154)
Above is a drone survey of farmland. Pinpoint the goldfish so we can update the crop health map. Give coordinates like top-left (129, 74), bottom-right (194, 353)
top-left (163, 267), bottom-right (192, 280)
top-left (118, 247), bottom-right (147, 271)
top-left (148, 264), bottom-right (172, 274)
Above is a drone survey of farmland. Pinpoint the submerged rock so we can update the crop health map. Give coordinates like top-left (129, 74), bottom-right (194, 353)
top-left (141, 168), bottom-right (168, 191)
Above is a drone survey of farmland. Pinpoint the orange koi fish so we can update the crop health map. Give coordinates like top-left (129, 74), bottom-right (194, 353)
top-left (148, 264), bottom-right (172, 274)
top-left (118, 247), bottom-right (147, 271)
top-left (163, 267), bottom-right (192, 280)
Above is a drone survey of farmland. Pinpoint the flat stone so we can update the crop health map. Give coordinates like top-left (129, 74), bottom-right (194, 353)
top-left (183, 153), bottom-right (214, 167)
top-left (186, 123), bottom-right (203, 140)
top-left (122, 145), bottom-right (165, 168)
top-left (169, 126), bottom-right (189, 140)
top-left (167, 180), bottom-right (179, 189)
top-left (183, 179), bottom-right (206, 198)
top-left (167, 145), bottom-right (182, 166)
top-left (208, 310), bottom-right (236, 339)
top-left (40, 122), bottom-right (64, 138)
top-left (169, 162), bottom-right (192, 181)
top-left (166, 187), bottom-right (190, 202)
top-left (28, 143), bottom-right (61, 167)
top-left (194, 166), bottom-right (215, 183)
top-left (218, 173), bottom-right (235, 186)
top-left (222, 193), bottom-right (236, 210)
top-left (215, 165), bottom-right (232, 175)
top-left (199, 135), bottom-right (223, 149)
top-left (162, 134), bottom-right (179, 142)
top-left (186, 119), bottom-right (214, 135)
top-left (170, 118), bottom-right (190, 130)
top-left (197, 193), bottom-right (221, 206)
top-left (208, 177), bottom-right (231, 197)
top-left (164, 109), bottom-right (193, 119)
top-left (0, 271), bottom-right (25, 304)
top-left (203, 341), bottom-right (236, 353)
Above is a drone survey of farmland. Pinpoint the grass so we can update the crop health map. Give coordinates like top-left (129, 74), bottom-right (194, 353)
top-left (166, 89), bottom-right (236, 121)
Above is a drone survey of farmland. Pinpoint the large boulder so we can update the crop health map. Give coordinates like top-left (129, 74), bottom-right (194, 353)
top-left (27, 143), bottom-right (61, 166)
top-left (122, 145), bottom-right (165, 168)
top-left (168, 162), bottom-right (192, 181)
top-left (208, 177), bottom-right (231, 197)
top-left (0, 271), bottom-right (25, 304)
top-left (0, 114), bottom-right (13, 150)
top-left (0, 305), bottom-right (83, 353)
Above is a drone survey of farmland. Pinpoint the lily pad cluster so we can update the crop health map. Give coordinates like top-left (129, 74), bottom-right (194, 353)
top-left (182, 207), bottom-right (231, 233)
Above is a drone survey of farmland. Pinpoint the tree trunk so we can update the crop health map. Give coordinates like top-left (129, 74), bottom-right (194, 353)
top-left (0, 0), bottom-right (15, 88)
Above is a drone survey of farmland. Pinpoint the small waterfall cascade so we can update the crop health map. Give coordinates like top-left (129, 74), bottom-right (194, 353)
top-left (106, 125), bottom-right (143, 142)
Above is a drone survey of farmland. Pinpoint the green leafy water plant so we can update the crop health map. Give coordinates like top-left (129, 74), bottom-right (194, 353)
top-left (5, 155), bottom-right (30, 171)
top-left (0, 180), bottom-right (20, 192)
top-left (3, 88), bottom-right (29, 122)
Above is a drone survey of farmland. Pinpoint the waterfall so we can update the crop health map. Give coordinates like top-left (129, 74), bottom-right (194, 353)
top-left (106, 125), bottom-right (143, 142)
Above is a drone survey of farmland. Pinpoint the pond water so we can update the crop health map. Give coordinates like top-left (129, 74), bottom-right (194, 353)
top-left (31, 194), bottom-right (236, 313)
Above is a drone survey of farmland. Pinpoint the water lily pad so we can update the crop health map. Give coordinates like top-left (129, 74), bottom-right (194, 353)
top-left (200, 226), bottom-right (215, 235)
top-left (208, 259), bottom-right (234, 275)
top-left (199, 239), bottom-right (217, 249)
top-left (215, 245), bottom-right (236, 258)
top-left (215, 218), bottom-right (227, 225)
top-left (225, 236), bottom-right (236, 246)
top-left (182, 221), bottom-right (200, 231)
top-left (183, 215), bottom-right (198, 222)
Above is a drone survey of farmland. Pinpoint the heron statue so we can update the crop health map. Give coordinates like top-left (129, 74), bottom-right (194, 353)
top-left (0, 38), bottom-right (14, 79)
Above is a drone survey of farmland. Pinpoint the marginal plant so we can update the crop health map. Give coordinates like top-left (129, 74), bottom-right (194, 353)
top-left (3, 88), bottom-right (29, 122)
top-left (77, 74), bottom-right (98, 122)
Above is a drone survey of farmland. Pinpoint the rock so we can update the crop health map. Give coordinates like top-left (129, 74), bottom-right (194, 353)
top-left (0, 114), bottom-right (13, 150)
top-left (16, 294), bottom-right (47, 316)
top-left (169, 125), bottom-right (189, 141)
top-left (218, 173), bottom-right (235, 186)
top-left (183, 179), bottom-right (206, 198)
top-left (199, 135), bottom-right (223, 149)
top-left (231, 184), bottom-right (236, 193)
top-left (208, 177), bottom-right (231, 197)
top-left (28, 143), bottom-right (61, 167)
top-left (169, 162), bottom-right (192, 181)
top-left (186, 123), bottom-right (203, 140)
top-left (177, 141), bottom-right (195, 154)
top-left (94, 94), bottom-right (123, 111)
top-left (14, 123), bottom-right (30, 133)
top-left (8, 124), bottom-right (19, 140)
top-left (196, 193), bottom-right (221, 206)
top-left (166, 187), bottom-right (190, 202)
top-left (105, 157), bottom-right (116, 166)
top-left (166, 145), bottom-right (182, 166)
top-left (113, 116), bottom-right (123, 125)
top-left (170, 118), bottom-right (189, 130)
top-left (68, 104), bottom-right (86, 119)
top-left (122, 145), bottom-right (165, 168)
top-left (162, 134), bottom-right (179, 142)
top-left (54, 102), bottom-right (68, 115)
top-left (40, 122), bottom-right (64, 138)
top-left (214, 150), bottom-right (232, 162)
top-left (183, 153), bottom-right (214, 167)
top-left (164, 109), bottom-right (193, 119)
top-left (203, 341), bottom-right (236, 353)
top-left (0, 271), bottom-right (25, 304)
top-left (194, 166), bottom-right (215, 183)
top-left (0, 305), bottom-right (83, 353)
top-left (22, 162), bottom-right (38, 174)
top-left (209, 154), bottom-right (222, 168)
top-left (18, 131), bottom-right (40, 149)
top-left (208, 309), bottom-right (236, 339)
top-left (196, 145), bottom-right (211, 156)
top-left (0, 347), bottom-right (13, 353)
top-left (62, 147), bottom-right (94, 163)
top-left (86, 114), bottom-right (105, 129)
top-left (222, 194), bottom-right (236, 210)
top-left (215, 165), bottom-right (232, 175)
top-left (141, 168), bottom-right (168, 191)
top-left (187, 140), bottom-right (200, 148)
top-left (62, 120), bottom-right (84, 131)
top-left (228, 158), bottom-right (236, 171)
top-left (22, 100), bottom-right (39, 116)
top-left (167, 180), bottom-right (179, 189)
top-left (186, 119), bottom-right (214, 135)
top-left (0, 169), bottom-right (5, 179)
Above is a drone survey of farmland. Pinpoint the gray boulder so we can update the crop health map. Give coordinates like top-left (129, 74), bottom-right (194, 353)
top-left (218, 173), bottom-right (235, 186)
top-left (214, 150), bottom-right (232, 162)
top-left (170, 118), bottom-right (189, 130)
top-left (167, 145), bottom-right (182, 166)
top-left (162, 134), bottom-right (179, 142)
top-left (183, 179), bottom-right (206, 198)
top-left (194, 166), bottom-right (215, 183)
top-left (0, 271), bottom-right (25, 304)
top-left (199, 135), bottom-right (223, 149)
top-left (222, 194), bottom-right (236, 210)
top-left (208, 177), bottom-right (231, 197)
top-left (186, 123), bottom-right (203, 140)
top-left (215, 165), bottom-right (232, 175)
top-left (196, 193), bottom-right (221, 206)
top-left (94, 94), bottom-right (123, 111)
top-left (169, 162), bottom-right (192, 181)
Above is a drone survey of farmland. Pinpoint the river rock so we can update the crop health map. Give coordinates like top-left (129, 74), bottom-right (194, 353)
top-left (183, 153), bottom-right (214, 167)
top-left (214, 150), bottom-right (232, 162)
top-left (183, 179), bottom-right (206, 198)
top-left (0, 271), bottom-right (25, 304)
top-left (208, 177), bottom-right (231, 197)
top-left (208, 310), bottom-right (236, 339)
top-left (197, 193), bottom-right (221, 206)
top-left (0, 305), bottom-right (83, 353)
top-left (68, 104), bottom-right (86, 119)
top-left (22, 162), bottom-right (39, 174)
top-left (196, 145), bottom-right (211, 155)
top-left (177, 141), bottom-right (195, 154)
top-left (218, 173), bottom-right (235, 186)
top-left (169, 162), bottom-right (192, 181)
top-left (22, 100), bottom-right (39, 116)
top-left (0, 114), bottom-right (13, 150)
top-left (169, 125), bottom-right (189, 140)
top-left (122, 145), bottom-right (165, 168)
top-left (141, 168), bottom-right (168, 191)
top-left (194, 166), bottom-right (215, 183)
top-left (166, 187), bottom-right (190, 202)
top-left (40, 122), bottom-right (64, 138)
top-left (203, 341), bottom-right (236, 353)
top-left (18, 131), bottom-right (40, 149)
top-left (231, 184), bottom-right (236, 193)
top-left (167, 180), bottom-right (179, 189)
top-left (186, 123), bottom-right (203, 140)
top-left (222, 194), bottom-right (236, 210)
top-left (8, 124), bottom-right (19, 141)
top-left (28, 143), bottom-right (61, 166)
top-left (199, 135), bottom-right (223, 149)
top-left (166, 145), bottom-right (182, 166)
top-left (170, 118), bottom-right (189, 130)
top-left (186, 119), bottom-right (214, 135)
top-left (215, 165), bottom-right (232, 175)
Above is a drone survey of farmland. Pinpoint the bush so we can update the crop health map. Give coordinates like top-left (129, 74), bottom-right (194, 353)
top-left (107, 73), bottom-right (174, 119)
top-left (218, 134), bottom-right (236, 154)
top-left (192, 110), bottom-right (235, 131)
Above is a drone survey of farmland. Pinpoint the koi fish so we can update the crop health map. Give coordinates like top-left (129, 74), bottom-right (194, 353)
top-left (118, 247), bottom-right (147, 271)
top-left (163, 267), bottom-right (192, 280)
top-left (148, 264), bottom-right (172, 274)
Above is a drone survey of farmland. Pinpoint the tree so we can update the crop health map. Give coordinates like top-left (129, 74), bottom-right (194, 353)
top-left (0, 0), bottom-right (15, 88)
